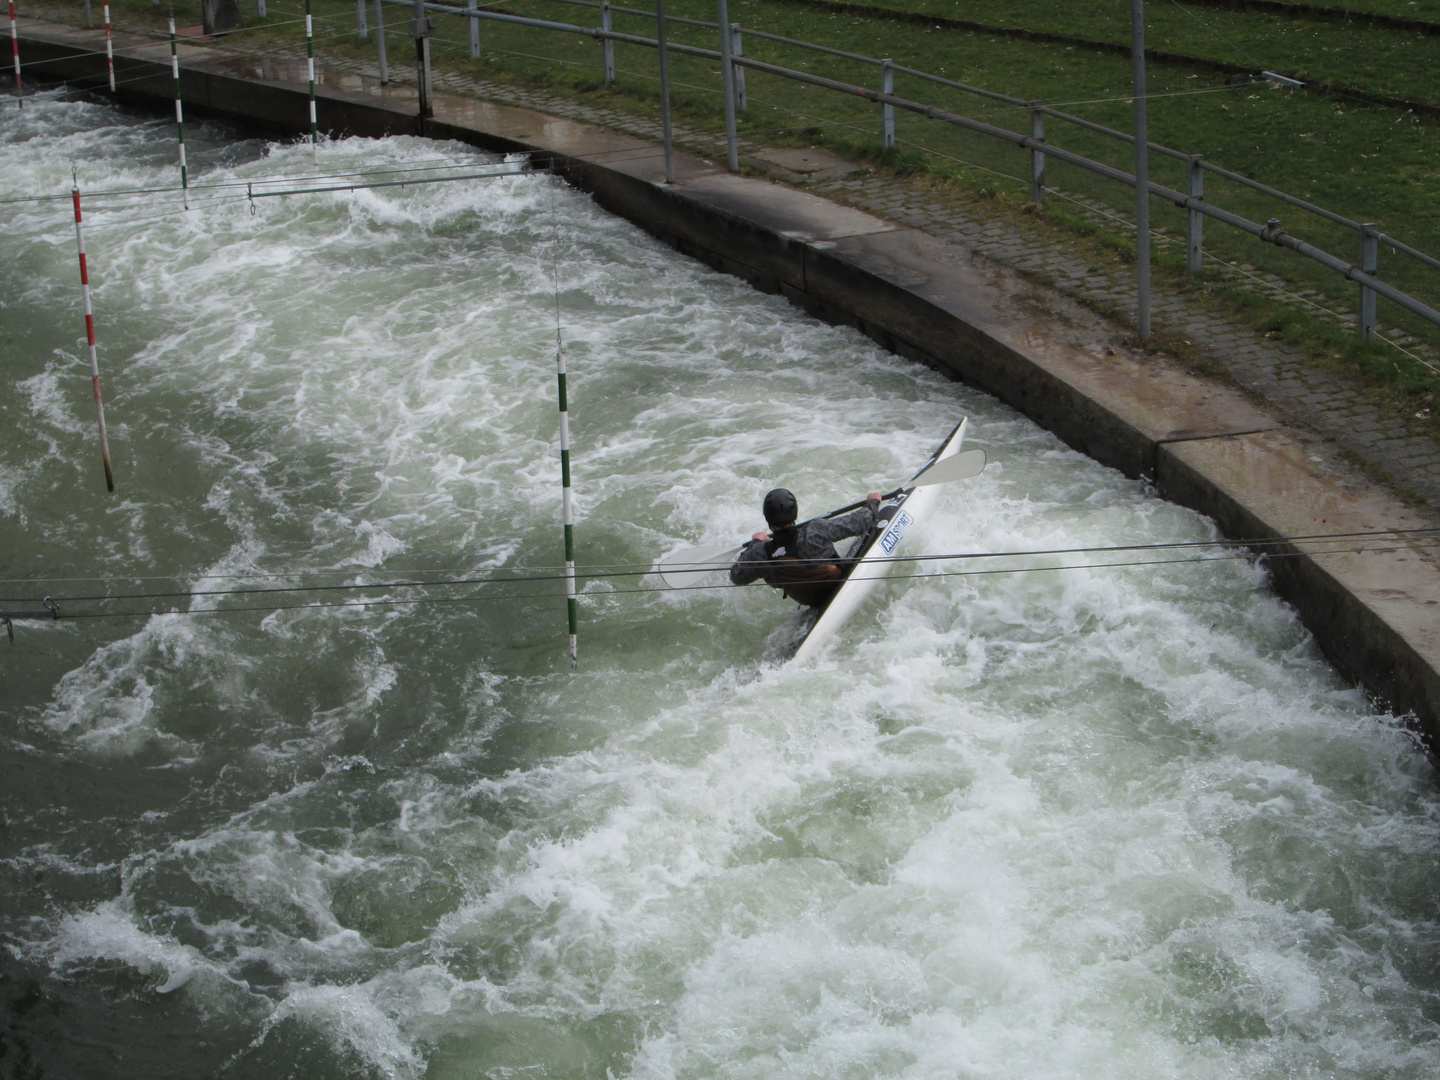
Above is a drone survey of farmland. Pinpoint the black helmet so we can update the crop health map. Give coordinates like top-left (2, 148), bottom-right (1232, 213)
top-left (762, 488), bottom-right (798, 528)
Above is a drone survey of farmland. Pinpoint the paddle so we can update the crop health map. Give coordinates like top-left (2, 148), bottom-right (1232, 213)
top-left (656, 448), bottom-right (986, 589)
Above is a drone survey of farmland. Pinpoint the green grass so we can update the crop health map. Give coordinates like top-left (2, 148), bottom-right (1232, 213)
top-left (22, 0), bottom-right (1440, 438)
top-left (792, 0), bottom-right (1440, 109)
top-left (1193, 0), bottom-right (1440, 20)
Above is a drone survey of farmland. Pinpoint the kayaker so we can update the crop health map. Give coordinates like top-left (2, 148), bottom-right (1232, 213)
top-left (730, 487), bottom-right (884, 607)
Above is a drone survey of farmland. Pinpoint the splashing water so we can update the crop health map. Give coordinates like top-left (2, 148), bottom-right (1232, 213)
top-left (1, 93), bottom-right (1437, 1080)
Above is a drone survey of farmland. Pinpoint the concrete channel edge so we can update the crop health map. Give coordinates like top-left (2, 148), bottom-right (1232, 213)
top-left (9, 18), bottom-right (1440, 746)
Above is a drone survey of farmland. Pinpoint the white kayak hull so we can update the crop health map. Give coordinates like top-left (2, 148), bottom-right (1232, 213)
top-left (787, 417), bottom-right (968, 664)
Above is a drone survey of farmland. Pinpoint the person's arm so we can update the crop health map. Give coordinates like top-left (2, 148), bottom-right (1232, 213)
top-left (729, 536), bottom-right (770, 585)
top-left (807, 493), bottom-right (883, 544)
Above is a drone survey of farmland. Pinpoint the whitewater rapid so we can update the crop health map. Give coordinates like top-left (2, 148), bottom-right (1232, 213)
top-left (1, 93), bottom-right (1437, 1079)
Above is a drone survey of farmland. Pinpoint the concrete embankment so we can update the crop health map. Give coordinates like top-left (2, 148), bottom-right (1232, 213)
top-left (7, 17), bottom-right (1439, 742)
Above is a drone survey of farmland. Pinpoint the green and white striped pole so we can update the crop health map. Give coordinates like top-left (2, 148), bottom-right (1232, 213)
top-left (557, 327), bottom-right (578, 670)
top-left (169, 17), bottom-right (188, 209)
top-left (305, 0), bottom-right (318, 162)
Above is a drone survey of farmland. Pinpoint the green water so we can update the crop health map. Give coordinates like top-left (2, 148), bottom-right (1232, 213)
top-left (1, 93), bottom-right (1437, 1079)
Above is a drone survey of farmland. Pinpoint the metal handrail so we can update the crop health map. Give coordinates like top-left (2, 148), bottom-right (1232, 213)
top-left (891, 63), bottom-right (1028, 108)
top-left (1379, 233), bottom-right (1440, 275)
top-left (727, 52), bottom-right (1440, 329)
top-left (1197, 159), bottom-right (1361, 233)
top-left (370, 0), bottom-right (1438, 327)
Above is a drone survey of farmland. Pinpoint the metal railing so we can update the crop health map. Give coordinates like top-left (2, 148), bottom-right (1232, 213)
top-left (320, 0), bottom-right (1440, 342)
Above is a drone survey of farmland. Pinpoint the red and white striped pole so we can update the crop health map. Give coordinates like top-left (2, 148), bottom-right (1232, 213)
top-left (72, 183), bottom-right (115, 493)
top-left (103, 0), bottom-right (114, 92)
top-left (9, 0), bottom-right (22, 107)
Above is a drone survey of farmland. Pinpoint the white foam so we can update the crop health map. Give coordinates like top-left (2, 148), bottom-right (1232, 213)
top-left (5, 99), bottom-right (1439, 1079)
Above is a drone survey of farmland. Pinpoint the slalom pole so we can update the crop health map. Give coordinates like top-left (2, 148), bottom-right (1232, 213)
top-left (305, 0), bottom-right (318, 162)
top-left (169, 17), bottom-right (188, 208)
top-left (9, 0), bottom-right (21, 107)
top-left (72, 181), bottom-right (115, 493)
top-left (103, 0), bottom-right (114, 92)
top-left (557, 315), bottom-right (578, 669)
top-left (550, 180), bottom-right (577, 669)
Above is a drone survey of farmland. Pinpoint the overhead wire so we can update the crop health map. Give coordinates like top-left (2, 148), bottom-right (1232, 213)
top-left (4, 528), bottom-right (1437, 606)
top-left (7, 536), bottom-right (1439, 626)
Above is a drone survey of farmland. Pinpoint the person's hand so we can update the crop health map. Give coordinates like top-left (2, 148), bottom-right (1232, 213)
top-left (753, 531), bottom-right (771, 541)
top-left (867, 492), bottom-right (882, 503)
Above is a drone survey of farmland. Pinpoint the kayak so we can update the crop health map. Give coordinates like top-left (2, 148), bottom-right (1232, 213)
top-left (786, 417), bottom-right (969, 663)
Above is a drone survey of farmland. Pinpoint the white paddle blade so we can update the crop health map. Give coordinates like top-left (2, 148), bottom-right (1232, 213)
top-left (913, 448), bottom-right (986, 487)
top-left (657, 545), bottom-right (743, 590)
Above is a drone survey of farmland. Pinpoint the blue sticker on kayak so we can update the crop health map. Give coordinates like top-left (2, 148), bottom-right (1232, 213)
top-left (879, 510), bottom-right (914, 554)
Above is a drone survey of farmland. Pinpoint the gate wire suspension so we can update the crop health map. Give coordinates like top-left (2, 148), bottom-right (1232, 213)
top-left (0, 530), bottom-right (1435, 634)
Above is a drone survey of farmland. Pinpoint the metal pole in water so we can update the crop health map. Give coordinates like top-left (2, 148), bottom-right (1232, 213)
top-left (306, 0), bottom-right (318, 162)
top-left (103, 0), bottom-right (114, 91)
top-left (1130, 0), bottom-right (1151, 341)
top-left (169, 18), bottom-right (188, 208)
top-left (656, 0), bottom-right (674, 183)
top-left (374, 0), bottom-right (388, 83)
top-left (9, 0), bottom-right (22, 108)
top-left (715, 0), bottom-right (738, 172)
top-left (72, 182), bottom-right (115, 493)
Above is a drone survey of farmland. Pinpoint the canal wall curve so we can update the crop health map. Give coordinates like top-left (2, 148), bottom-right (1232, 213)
top-left (7, 16), bottom-right (1439, 744)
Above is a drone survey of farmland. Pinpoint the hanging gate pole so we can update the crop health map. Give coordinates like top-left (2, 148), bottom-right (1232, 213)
top-left (9, 0), bottom-right (21, 107)
top-left (305, 0), bottom-right (318, 161)
top-left (557, 331), bottom-right (578, 670)
top-left (72, 183), bottom-right (115, 493)
top-left (103, 0), bottom-right (114, 91)
top-left (169, 18), bottom-right (188, 208)
top-left (549, 181), bottom-right (578, 670)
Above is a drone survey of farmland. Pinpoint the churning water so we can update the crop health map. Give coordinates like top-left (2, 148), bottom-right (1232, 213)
top-left (2, 93), bottom-right (1438, 1079)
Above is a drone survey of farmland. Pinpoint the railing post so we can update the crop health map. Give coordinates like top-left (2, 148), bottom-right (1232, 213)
top-left (374, 0), bottom-right (388, 82)
top-left (1131, 0), bottom-right (1151, 342)
top-left (881, 59), bottom-right (895, 150)
top-left (657, 0), bottom-right (674, 182)
top-left (1360, 223), bottom-right (1378, 341)
top-left (1187, 155), bottom-right (1204, 273)
top-left (1029, 103), bottom-right (1045, 204)
top-left (85, 0), bottom-right (93, 29)
top-left (601, 2), bottom-right (614, 86)
top-left (356, 0), bottom-right (367, 40)
top-left (732, 23), bottom-right (745, 111)
top-left (716, 0), bottom-right (739, 172)
top-left (410, 0), bottom-right (434, 121)
top-left (468, 0), bottom-right (480, 58)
